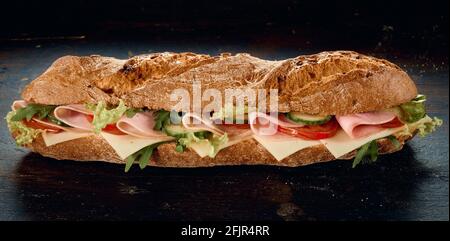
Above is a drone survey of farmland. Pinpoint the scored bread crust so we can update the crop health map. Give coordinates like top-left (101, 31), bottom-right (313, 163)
top-left (23, 133), bottom-right (412, 168)
top-left (22, 51), bottom-right (417, 115)
top-left (16, 50), bottom-right (418, 167)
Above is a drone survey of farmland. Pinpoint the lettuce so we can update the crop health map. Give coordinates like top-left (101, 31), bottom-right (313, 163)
top-left (5, 110), bottom-right (42, 146)
top-left (124, 143), bottom-right (161, 172)
top-left (181, 133), bottom-right (228, 158)
top-left (352, 140), bottom-right (378, 168)
top-left (414, 115), bottom-right (443, 137)
top-left (398, 94), bottom-right (427, 123)
top-left (86, 100), bottom-right (127, 133)
top-left (211, 103), bottom-right (248, 123)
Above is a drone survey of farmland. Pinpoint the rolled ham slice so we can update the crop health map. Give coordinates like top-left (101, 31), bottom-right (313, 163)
top-left (181, 113), bottom-right (225, 136)
top-left (116, 112), bottom-right (168, 138)
top-left (54, 104), bottom-right (94, 131)
top-left (336, 111), bottom-right (398, 139)
top-left (248, 112), bottom-right (304, 136)
top-left (11, 100), bottom-right (71, 131)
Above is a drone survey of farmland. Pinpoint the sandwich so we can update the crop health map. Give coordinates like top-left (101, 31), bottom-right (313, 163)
top-left (5, 51), bottom-right (442, 171)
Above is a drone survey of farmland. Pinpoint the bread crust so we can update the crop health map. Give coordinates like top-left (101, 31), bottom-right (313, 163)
top-left (15, 50), bottom-right (418, 167)
top-left (22, 51), bottom-right (417, 115)
top-left (23, 133), bottom-right (412, 168)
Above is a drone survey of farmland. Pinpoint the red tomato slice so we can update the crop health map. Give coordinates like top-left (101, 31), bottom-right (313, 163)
top-left (85, 114), bottom-right (125, 135)
top-left (277, 118), bottom-right (339, 140)
top-left (23, 119), bottom-right (62, 133)
top-left (219, 123), bottom-right (251, 129)
top-left (380, 117), bottom-right (404, 128)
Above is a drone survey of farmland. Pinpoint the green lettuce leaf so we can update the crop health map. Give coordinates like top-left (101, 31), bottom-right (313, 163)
top-left (153, 110), bottom-right (171, 131)
top-left (5, 110), bottom-right (42, 146)
top-left (352, 140), bottom-right (379, 168)
top-left (125, 142), bottom-right (162, 172)
top-left (86, 100), bottom-right (127, 133)
top-left (10, 103), bottom-right (67, 126)
top-left (415, 116), bottom-right (443, 137)
top-left (125, 108), bottom-right (143, 118)
top-left (398, 94), bottom-right (427, 123)
top-left (397, 115), bottom-right (443, 138)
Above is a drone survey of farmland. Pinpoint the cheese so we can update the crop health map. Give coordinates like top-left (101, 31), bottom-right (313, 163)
top-left (100, 132), bottom-right (174, 159)
top-left (188, 140), bottom-right (213, 158)
top-left (42, 131), bottom-right (93, 146)
top-left (253, 135), bottom-right (321, 161)
top-left (320, 126), bottom-right (406, 158)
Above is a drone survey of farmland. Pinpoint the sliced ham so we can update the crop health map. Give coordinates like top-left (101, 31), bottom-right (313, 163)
top-left (54, 104), bottom-right (94, 131)
top-left (11, 100), bottom-right (71, 132)
top-left (248, 112), bottom-right (304, 136)
top-left (181, 113), bottom-right (225, 136)
top-left (336, 111), bottom-right (398, 138)
top-left (116, 112), bottom-right (168, 138)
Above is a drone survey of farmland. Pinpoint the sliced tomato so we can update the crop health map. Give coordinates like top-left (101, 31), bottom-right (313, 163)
top-left (380, 117), bottom-right (404, 128)
top-left (85, 114), bottom-right (125, 135)
top-left (219, 123), bottom-right (251, 129)
top-left (102, 123), bottom-right (127, 135)
top-left (277, 118), bottom-right (339, 140)
top-left (23, 119), bottom-right (62, 133)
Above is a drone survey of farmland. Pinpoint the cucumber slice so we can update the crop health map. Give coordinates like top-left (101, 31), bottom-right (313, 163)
top-left (163, 124), bottom-right (191, 137)
top-left (163, 124), bottom-right (210, 139)
top-left (286, 112), bottom-right (332, 125)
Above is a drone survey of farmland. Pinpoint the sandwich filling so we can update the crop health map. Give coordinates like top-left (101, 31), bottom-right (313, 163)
top-left (5, 95), bottom-right (442, 171)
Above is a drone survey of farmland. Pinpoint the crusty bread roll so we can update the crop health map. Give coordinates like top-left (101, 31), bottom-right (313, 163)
top-left (14, 51), bottom-right (419, 167)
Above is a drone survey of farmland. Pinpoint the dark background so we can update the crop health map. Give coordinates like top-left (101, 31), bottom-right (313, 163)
top-left (1, 0), bottom-right (448, 59)
top-left (0, 0), bottom-right (448, 221)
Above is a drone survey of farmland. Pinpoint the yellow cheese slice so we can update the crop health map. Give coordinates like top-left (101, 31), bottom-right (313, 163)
top-left (42, 131), bottom-right (93, 146)
top-left (253, 135), bottom-right (321, 161)
top-left (320, 126), bottom-right (406, 158)
top-left (100, 132), bottom-right (174, 160)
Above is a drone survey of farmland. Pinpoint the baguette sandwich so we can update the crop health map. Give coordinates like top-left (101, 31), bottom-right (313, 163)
top-left (5, 51), bottom-right (442, 170)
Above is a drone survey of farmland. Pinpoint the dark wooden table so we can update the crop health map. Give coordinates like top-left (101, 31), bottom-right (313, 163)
top-left (0, 38), bottom-right (448, 221)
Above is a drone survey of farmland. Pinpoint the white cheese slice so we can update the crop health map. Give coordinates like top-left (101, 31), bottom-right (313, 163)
top-left (320, 126), bottom-right (406, 158)
top-left (253, 135), bottom-right (321, 161)
top-left (188, 140), bottom-right (213, 158)
top-left (42, 131), bottom-right (93, 146)
top-left (100, 132), bottom-right (174, 160)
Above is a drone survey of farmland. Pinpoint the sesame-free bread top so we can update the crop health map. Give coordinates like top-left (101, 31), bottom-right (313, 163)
top-left (21, 51), bottom-right (417, 115)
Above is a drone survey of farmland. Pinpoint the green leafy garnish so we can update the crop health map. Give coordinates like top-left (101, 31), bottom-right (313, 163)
top-left (5, 110), bottom-right (42, 145)
top-left (398, 94), bottom-right (427, 123)
top-left (416, 116), bottom-right (443, 137)
top-left (153, 110), bottom-right (171, 131)
top-left (352, 140), bottom-right (379, 168)
top-left (11, 104), bottom-right (68, 126)
top-left (125, 143), bottom-right (162, 172)
top-left (125, 108), bottom-right (143, 118)
top-left (11, 104), bottom-right (56, 122)
top-left (387, 135), bottom-right (401, 149)
top-left (86, 100), bottom-right (127, 133)
top-left (175, 144), bottom-right (185, 152)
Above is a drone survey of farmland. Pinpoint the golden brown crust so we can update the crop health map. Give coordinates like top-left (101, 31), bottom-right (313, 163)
top-left (24, 133), bottom-right (412, 168)
top-left (22, 51), bottom-right (417, 115)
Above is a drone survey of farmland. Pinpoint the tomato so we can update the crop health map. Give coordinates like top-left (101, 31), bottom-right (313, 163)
top-left (277, 118), bottom-right (339, 140)
top-left (219, 123), bottom-right (251, 129)
top-left (23, 119), bottom-right (62, 133)
top-left (85, 114), bottom-right (125, 135)
top-left (102, 123), bottom-right (127, 135)
top-left (380, 117), bottom-right (404, 128)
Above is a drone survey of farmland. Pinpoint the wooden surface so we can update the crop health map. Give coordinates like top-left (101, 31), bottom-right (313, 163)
top-left (0, 39), bottom-right (448, 221)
